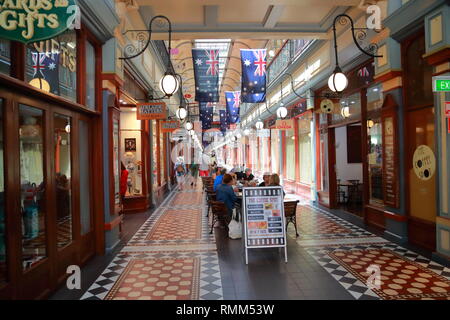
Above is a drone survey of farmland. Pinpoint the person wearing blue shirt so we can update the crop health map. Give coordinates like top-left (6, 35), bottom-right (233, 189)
top-left (213, 168), bottom-right (227, 191)
top-left (216, 174), bottom-right (237, 218)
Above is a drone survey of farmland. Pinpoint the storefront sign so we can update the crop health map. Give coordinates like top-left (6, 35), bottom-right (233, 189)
top-left (161, 121), bottom-right (180, 133)
top-left (242, 187), bottom-right (287, 264)
top-left (433, 76), bottom-right (450, 92)
top-left (413, 145), bottom-right (436, 181)
top-left (274, 119), bottom-right (294, 130)
top-left (136, 102), bottom-right (166, 120)
top-left (0, 0), bottom-right (78, 44)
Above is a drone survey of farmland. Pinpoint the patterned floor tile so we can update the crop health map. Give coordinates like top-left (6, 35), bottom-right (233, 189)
top-left (80, 184), bottom-right (223, 300)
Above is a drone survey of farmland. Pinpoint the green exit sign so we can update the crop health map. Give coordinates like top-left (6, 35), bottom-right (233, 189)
top-left (433, 77), bottom-right (450, 92)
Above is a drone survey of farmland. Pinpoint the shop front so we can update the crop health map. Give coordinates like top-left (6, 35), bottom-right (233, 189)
top-left (0, 26), bottom-right (105, 299)
top-left (315, 60), bottom-right (376, 217)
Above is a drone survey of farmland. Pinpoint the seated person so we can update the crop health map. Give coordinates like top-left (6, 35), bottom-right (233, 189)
top-left (216, 174), bottom-right (237, 218)
top-left (242, 168), bottom-right (254, 182)
top-left (213, 168), bottom-right (227, 191)
top-left (259, 172), bottom-right (271, 187)
top-left (269, 173), bottom-right (285, 197)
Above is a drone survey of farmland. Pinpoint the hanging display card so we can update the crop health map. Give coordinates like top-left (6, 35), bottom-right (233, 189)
top-left (242, 187), bottom-right (287, 264)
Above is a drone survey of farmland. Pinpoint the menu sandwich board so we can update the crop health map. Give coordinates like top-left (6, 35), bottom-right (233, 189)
top-left (242, 186), bottom-right (287, 264)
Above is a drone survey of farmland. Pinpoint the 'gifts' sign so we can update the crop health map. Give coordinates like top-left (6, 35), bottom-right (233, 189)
top-left (136, 102), bottom-right (166, 120)
top-left (0, 0), bottom-right (78, 44)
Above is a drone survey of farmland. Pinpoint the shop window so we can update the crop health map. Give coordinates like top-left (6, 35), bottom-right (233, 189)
top-left (367, 84), bottom-right (384, 205)
top-left (0, 40), bottom-right (11, 75)
top-left (19, 105), bottom-right (46, 270)
top-left (271, 130), bottom-right (279, 174)
top-left (298, 116), bottom-right (312, 185)
top-left (121, 110), bottom-right (143, 196)
top-left (86, 41), bottom-right (96, 110)
top-left (404, 33), bottom-right (434, 108)
top-left (285, 130), bottom-right (296, 180)
top-left (0, 100), bottom-right (6, 284)
top-left (332, 92), bottom-right (362, 125)
top-left (54, 114), bottom-right (72, 248)
top-left (152, 120), bottom-right (158, 189)
top-left (25, 30), bottom-right (77, 102)
top-left (160, 130), bottom-right (165, 185)
top-left (79, 120), bottom-right (91, 235)
top-left (319, 131), bottom-right (329, 193)
top-left (113, 118), bottom-right (120, 206)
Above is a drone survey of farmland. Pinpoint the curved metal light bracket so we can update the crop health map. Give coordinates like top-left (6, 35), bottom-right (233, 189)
top-left (332, 14), bottom-right (382, 69)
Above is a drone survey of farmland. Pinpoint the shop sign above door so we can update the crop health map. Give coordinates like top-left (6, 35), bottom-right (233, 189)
top-left (274, 119), bottom-right (294, 130)
top-left (161, 121), bottom-right (180, 133)
top-left (136, 102), bottom-right (166, 120)
top-left (0, 0), bottom-right (78, 44)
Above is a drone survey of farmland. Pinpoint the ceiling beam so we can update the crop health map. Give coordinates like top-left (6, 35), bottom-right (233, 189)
top-left (262, 5), bottom-right (285, 29)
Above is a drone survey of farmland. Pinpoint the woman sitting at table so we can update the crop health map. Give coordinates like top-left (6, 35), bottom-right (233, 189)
top-left (259, 172), bottom-right (271, 187)
top-left (216, 174), bottom-right (238, 219)
top-left (269, 174), bottom-right (285, 198)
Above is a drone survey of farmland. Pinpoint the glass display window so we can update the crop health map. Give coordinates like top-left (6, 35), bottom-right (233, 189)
top-left (285, 130), bottom-right (296, 180)
top-left (0, 39), bottom-right (11, 75)
top-left (0, 100), bottom-right (6, 284)
top-left (152, 120), bottom-right (158, 189)
top-left (25, 30), bottom-right (77, 102)
top-left (367, 84), bottom-right (384, 205)
top-left (159, 127), bottom-right (165, 185)
top-left (54, 114), bottom-right (72, 248)
top-left (271, 130), bottom-right (279, 174)
top-left (298, 114), bottom-right (312, 185)
top-left (120, 109), bottom-right (143, 197)
top-left (332, 92), bottom-right (362, 125)
top-left (19, 105), bottom-right (46, 270)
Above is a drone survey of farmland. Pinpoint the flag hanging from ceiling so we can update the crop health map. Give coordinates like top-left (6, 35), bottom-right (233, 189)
top-left (192, 49), bottom-right (220, 102)
top-left (219, 110), bottom-right (229, 135)
top-left (199, 102), bottom-right (214, 130)
top-left (225, 91), bottom-right (241, 124)
top-left (240, 49), bottom-right (267, 103)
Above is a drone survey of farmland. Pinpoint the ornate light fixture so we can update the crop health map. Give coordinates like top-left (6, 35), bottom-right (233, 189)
top-left (176, 106), bottom-right (188, 120)
top-left (120, 15), bottom-right (181, 100)
top-left (185, 121), bottom-right (193, 131)
top-left (255, 120), bottom-right (264, 130)
top-left (277, 106), bottom-right (288, 119)
top-left (328, 14), bottom-right (382, 93)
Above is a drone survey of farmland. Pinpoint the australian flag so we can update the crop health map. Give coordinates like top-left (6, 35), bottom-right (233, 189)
top-left (240, 49), bottom-right (267, 103)
top-left (219, 110), bottom-right (229, 135)
top-left (192, 49), bottom-right (220, 102)
top-left (225, 91), bottom-right (241, 124)
top-left (200, 102), bottom-right (214, 130)
top-left (30, 51), bottom-right (60, 95)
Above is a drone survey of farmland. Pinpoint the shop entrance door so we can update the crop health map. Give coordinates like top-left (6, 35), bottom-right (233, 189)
top-left (403, 31), bottom-right (437, 251)
top-left (0, 86), bottom-right (96, 299)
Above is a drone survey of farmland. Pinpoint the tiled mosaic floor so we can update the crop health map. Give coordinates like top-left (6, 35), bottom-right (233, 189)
top-left (290, 202), bottom-right (450, 300)
top-left (81, 185), bottom-right (223, 300)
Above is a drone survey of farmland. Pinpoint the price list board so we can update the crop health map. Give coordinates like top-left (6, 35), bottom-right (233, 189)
top-left (242, 187), bottom-right (287, 264)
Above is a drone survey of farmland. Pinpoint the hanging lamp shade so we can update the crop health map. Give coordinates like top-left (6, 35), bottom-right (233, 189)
top-left (328, 68), bottom-right (348, 93)
top-left (176, 106), bottom-right (187, 120)
top-left (159, 73), bottom-right (180, 97)
top-left (277, 106), bottom-right (288, 119)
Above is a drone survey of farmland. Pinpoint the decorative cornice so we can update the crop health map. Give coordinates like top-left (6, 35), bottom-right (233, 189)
top-left (78, 0), bottom-right (120, 44)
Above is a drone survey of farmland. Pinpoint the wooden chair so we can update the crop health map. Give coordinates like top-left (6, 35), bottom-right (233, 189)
top-left (209, 200), bottom-right (229, 234)
top-left (284, 200), bottom-right (300, 237)
top-left (205, 189), bottom-right (216, 217)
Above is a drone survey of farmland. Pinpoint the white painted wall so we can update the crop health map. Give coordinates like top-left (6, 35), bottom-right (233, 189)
top-left (335, 126), bottom-right (363, 183)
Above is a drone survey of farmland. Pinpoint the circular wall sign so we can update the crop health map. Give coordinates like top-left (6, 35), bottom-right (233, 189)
top-left (320, 99), bottom-right (334, 114)
top-left (413, 145), bottom-right (436, 181)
